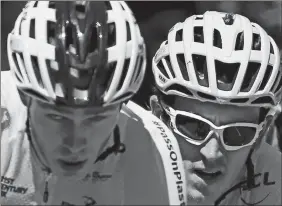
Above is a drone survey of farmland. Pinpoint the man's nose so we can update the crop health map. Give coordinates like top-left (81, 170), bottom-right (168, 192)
top-left (62, 136), bottom-right (87, 153)
top-left (61, 122), bottom-right (87, 154)
top-left (199, 133), bottom-right (226, 167)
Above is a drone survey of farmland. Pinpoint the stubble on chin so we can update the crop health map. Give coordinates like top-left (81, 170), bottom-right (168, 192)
top-left (183, 161), bottom-right (210, 204)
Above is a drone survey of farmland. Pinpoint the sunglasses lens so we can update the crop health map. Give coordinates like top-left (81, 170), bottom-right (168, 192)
top-left (223, 126), bottom-right (257, 146)
top-left (175, 114), bottom-right (210, 140)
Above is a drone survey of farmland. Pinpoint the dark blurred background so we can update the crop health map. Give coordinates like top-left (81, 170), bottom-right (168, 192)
top-left (1, 1), bottom-right (282, 148)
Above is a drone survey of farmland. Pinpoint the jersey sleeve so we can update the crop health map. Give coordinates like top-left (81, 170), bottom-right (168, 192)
top-left (1, 71), bottom-right (28, 177)
top-left (122, 101), bottom-right (187, 205)
top-left (1, 71), bottom-right (27, 139)
top-left (122, 118), bottom-right (169, 205)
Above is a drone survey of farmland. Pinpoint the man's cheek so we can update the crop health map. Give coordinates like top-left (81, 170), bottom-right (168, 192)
top-left (177, 139), bottom-right (196, 161)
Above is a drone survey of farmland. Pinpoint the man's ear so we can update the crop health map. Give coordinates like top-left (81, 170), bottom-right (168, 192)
top-left (149, 95), bottom-right (163, 118)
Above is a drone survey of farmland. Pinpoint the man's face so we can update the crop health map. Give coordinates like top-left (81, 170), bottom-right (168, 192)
top-left (160, 97), bottom-right (261, 204)
top-left (29, 99), bottom-right (121, 180)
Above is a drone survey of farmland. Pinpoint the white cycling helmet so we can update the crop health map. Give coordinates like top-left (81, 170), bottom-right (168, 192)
top-left (153, 11), bottom-right (282, 108)
top-left (7, 1), bottom-right (146, 106)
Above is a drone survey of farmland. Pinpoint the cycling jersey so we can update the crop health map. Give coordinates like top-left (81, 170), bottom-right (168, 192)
top-left (214, 141), bottom-right (281, 205)
top-left (1, 71), bottom-right (187, 205)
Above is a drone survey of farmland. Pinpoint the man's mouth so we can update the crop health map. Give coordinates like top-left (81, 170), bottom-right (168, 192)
top-left (194, 169), bottom-right (222, 181)
top-left (58, 159), bottom-right (87, 172)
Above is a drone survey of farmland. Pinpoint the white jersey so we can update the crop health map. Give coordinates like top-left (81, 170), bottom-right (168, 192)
top-left (1, 71), bottom-right (187, 205)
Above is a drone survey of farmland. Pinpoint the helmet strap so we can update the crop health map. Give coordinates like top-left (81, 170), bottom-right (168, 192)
top-left (245, 148), bottom-right (255, 190)
top-left (245, 106), bottom-right (278, 190)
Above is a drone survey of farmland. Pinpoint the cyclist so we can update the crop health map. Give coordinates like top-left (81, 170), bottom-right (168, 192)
top-left (1, 1), bottom-right (186, 205)
top-left (150, 11), bottom-right (282, 205)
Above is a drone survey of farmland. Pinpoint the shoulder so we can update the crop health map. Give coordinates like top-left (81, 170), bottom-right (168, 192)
top-left (1, 70), bottom-right (25, 110)
top-left (120, 101), bottom-right (186, 205)
top-left (1, 71), bottom-right (28, 175)
top-left (255, 142), bottom-right (281, 181)
top-left (1, 71), bottom-right (27, 137)
top-left (246, 142), bottom-right (282, 205)
top-left (121, 101), bottom-right (178, 154)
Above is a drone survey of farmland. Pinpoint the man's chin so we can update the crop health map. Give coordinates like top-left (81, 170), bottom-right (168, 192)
top-left (50, 162), bottom-right (92, 181)
top-left (51, 168), bottom-right (82, 178)
top-left (186, 189), bottom-right (206, 204)
top-left (184, 172), bottom-right (225, 204)
top-left (186, 181), bottom-right (226, 205)
top-left (186, 188), bottom-right (219, 205)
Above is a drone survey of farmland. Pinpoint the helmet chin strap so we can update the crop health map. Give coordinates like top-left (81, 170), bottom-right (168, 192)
top-left (24, 98), bottom-right (51, 174)
top-left (244, 105), bottom-right (279, 191)
top-left (25, 110), bottom-right (52, 204)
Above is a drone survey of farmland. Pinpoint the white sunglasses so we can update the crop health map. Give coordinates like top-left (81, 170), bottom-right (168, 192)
top-left (162, 106), bottom-right (267, 151)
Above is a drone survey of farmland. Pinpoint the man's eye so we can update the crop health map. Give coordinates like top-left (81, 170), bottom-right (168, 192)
top-left (47, 114), bottom-right (65, 120)
top-left (88, 114), bottom-right (108, 122)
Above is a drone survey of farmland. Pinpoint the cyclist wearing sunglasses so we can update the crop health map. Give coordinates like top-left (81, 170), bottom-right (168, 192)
top-left (150, 11), bottom-right (282, 205)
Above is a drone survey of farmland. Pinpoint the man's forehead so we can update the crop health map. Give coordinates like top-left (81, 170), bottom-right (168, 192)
top-left (33, 98), bottom-right (117, 114)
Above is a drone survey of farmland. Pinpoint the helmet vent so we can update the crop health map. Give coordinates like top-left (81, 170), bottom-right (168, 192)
top-left (195, 15), bottom-right (203, 20)
top-left (258, 65), bottom-right (273, 91)
top-left (230, 98), bottom-right (250, 103)
top-left (271, 70), bottom-right (282, 93)
top-left (31, 55), bottom-right (44, 88)
top-left (30, 19), bottom-right (35, 39)
top-left (126, 21), bottom-right (131, 41)
top-left (177, 54), bottom-right (189, 81)
top-left (252, 33), bottom-right (261, 50)
top-left (47, 21), bottom-right (56, 45)
top-left (213, 29), bottom-right (222, 48)
top-left (274, 75), bottom-right (282, 93)
top-left (270, 42), bottom-right (274, 54)
top-left (252, 96), bottom-right (275, 105)
top-left (117, 59), bottom-right (130, 91)
top-left (12, 53), bottom-right (23, 81)
top-left (175, 29), bottom-right (183, 42)
top-left (235, 32), bottom-right (244, 50)
top-left (107, 23), bottom-right (116, 47)
top-left (133, 56), bottom-right (144, 83)
top-left (157, 60), bottom-right (169, 78)
top-left (164, 56), bottom-right (176, 78)
top-left (194, 26), bottom-right (204, 43)
top-left (192, 54), bottom-right (208, 87)
top-left (240, 62), bottom-right (261, 92)
top-left (215, 60), bottom-right (240, 91)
